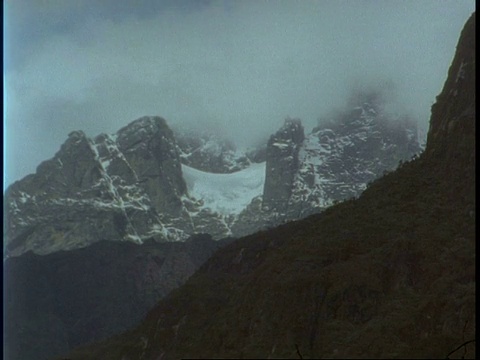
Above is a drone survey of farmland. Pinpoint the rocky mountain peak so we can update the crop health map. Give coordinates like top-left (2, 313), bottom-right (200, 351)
top-left (67, 129), bottom-right (87, 140)
top-left (262, 118), bottom-right (305, 214)
top-left (4, 116), bottom-right (189, 257)
top-left (252, 99), bottom-right (423, 228)
top-left (115, 115), bottom-right (187, 215)
top-left (116, 116), bottom-right (170, 151)
top-left (273, 117), bottom-right (305, 144)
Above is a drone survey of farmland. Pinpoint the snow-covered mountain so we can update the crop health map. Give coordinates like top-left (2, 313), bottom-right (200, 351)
top-left (232, 102), bottom-right (423, 234)
top-left (5, 117), bottom-right (187, 256)
top-left (286, 101), bottom-right (422, 220)
top-left (5, 99), bottom-right (423, 257)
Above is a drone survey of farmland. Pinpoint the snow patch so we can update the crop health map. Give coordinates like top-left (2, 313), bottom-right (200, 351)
top-left (182, 162), bottom-right (266, 215)
top-left (272, 142), bottom-right (289, 149)
top-left (18, 191), bottom-right (32, 204)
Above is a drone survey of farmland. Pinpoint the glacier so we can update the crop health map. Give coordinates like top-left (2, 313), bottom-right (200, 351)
top-left (182, 162), bottom-right (266, 216)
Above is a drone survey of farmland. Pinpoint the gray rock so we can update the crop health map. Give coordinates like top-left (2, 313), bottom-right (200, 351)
top-left (5, 116), bottom-right (190, 256)
top-left (231, 102), bottom-right (423, 236)
top-left (262, 118), bottom-right (305, 215)
top-left (5, 107), bottom-right (423, 256)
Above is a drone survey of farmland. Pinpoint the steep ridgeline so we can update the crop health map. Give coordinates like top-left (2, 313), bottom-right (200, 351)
top-left (65, 12), bottom-right (475, 360)
top-left (425, 11), bottom-right (475, 183)
top-left (5, 116), bottom-right (190, 256)
top-left (232, 103), bottom-right (422, 235)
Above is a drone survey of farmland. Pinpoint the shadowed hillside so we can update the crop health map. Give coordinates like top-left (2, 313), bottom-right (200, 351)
top-left (65, 12), bottom-right (475, 360)
top-left (4, 235), bottom-right (232, 360)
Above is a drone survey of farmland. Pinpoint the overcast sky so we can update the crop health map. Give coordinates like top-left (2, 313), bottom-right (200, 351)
top-left (4, 0), bottom-right (475, 188)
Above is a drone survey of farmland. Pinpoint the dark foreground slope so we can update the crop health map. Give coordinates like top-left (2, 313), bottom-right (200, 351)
top-left (4, 235), bottom-right (229, 360)
top-left (66, 13), bottom-right (475, 360)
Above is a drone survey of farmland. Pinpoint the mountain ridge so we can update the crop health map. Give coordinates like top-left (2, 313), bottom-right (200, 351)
top-left (5, 91), bottom-right (421, 257)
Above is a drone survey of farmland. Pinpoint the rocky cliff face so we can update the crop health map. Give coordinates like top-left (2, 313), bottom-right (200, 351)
top-left (285, 100), bottom-right (421, 220)
top-left (262, 118), bottom-right (305, 215)
top-left (5, 116), bottom-right (192, 257)
top-left (115, 117), bottom-right (187, 216)
top-left (232, 101), bottom-right (422, 235)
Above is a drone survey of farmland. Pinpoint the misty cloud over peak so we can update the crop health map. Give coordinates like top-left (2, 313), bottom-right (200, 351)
top-left (4, 0), bottom-right (475, 188)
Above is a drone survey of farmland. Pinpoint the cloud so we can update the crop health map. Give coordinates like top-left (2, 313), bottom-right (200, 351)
top-left (4, 0), bottom-right (475, 187)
